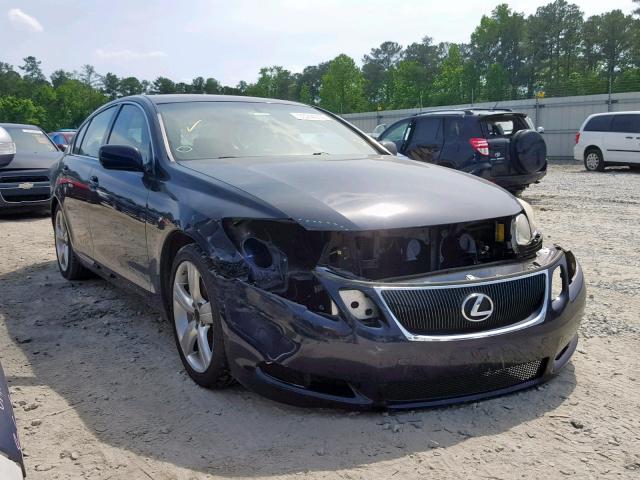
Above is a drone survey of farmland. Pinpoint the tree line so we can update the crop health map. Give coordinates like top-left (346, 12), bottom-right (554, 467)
top-left (1, 0), bottom-right (639, 131)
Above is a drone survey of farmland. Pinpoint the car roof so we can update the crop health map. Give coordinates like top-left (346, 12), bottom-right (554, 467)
top-left (125, 94), bottom-right (307, 106)
top-left (415, 108), bottom-right (523, 118)
top-left (0, 123), bottom-right (41, 129)
top-left (587, 111), bottom-right (640, 118)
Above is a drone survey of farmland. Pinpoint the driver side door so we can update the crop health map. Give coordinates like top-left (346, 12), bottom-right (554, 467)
top-left (88, 103), bottom-right (153, 291)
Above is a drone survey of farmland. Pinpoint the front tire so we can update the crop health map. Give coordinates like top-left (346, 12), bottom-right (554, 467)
top-left (54, 206), bottom-right (91, 280)
top-left (169, 244), bottom-right (233, 388)
top-left (584, 149), bottom-right (604, 172)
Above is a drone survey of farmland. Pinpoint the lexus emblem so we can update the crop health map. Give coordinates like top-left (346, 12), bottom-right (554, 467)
top-left (461, 293), bottom-right (494, 322)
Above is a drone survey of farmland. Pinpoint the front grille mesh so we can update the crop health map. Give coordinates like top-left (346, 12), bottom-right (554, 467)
top-left (380, 273), bottom-right (546, 335)
top-left (0, 174), bottom-right (49, 184)
top-left (380, 359), bottom-right (546, 402)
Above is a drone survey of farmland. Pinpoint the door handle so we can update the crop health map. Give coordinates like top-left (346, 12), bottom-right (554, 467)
top-left (625, 136), bottom-right (633, 139)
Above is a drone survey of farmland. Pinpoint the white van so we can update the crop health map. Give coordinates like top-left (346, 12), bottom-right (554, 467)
top-left (574, 112), bottom-right (640, 171)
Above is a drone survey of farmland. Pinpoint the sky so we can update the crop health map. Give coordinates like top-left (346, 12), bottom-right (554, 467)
top-left (1, 0), bottom-right (636, 86)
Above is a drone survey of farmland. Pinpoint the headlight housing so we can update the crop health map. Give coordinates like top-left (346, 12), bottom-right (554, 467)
top-left (512, 199), bottom-right (540, 247)
top-left (512, 213), bottom-right (533, 246)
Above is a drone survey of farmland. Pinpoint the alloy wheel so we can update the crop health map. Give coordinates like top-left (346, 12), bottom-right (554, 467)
top-left (55, 209), bottom-right (70, 272)
top-left (172, 261), bottom-right (215, 373)
top-left (585, 152), bottom-right (600, 171)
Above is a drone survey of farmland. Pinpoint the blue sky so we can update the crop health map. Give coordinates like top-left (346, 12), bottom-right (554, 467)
top-left (1, 0), bottom-right (636, 85)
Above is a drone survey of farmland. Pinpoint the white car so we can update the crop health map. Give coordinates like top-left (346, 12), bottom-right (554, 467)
top-left (574, 112), bottom-right (640, 171)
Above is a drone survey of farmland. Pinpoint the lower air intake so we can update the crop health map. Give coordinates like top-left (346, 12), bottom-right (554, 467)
top-left (380, 359), bottom-right (546, 402)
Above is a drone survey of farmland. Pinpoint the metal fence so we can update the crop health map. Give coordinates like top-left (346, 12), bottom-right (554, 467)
top-left (341, 92), bottom-right (640, 160)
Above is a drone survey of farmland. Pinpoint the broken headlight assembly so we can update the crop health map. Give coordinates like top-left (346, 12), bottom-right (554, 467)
top-left (222, 218), bottom-right (339, 317)
top-left (511, 199), bottom-right (542, 256)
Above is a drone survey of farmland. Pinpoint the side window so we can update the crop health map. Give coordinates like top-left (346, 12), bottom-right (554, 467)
top-left (72, 123), bottom-right (89, 155)
top-left (444, 117), bottom-right (466, 141)
top-left (381, 120), bottom-right (411, 149)
top-left (611, 114), bottom-right (640, 134)
top-left (584, 115), bottom-right (613, 132)
top-left (108, 104), bottom-right (151, 163)
top-left (408, 117), bottom-right (442, 147)
top-left (78, 107), bottom-right (116, 158)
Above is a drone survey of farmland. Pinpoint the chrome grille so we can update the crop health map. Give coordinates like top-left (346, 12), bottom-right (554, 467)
top-left (379, 272), bottom-right (546, 336)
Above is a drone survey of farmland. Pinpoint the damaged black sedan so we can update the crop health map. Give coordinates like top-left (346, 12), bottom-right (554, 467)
top-left (50, 95), bottom-right (585, 409)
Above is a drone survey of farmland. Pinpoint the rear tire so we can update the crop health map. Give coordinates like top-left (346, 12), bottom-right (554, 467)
top-left (54, 205), bottom-right (92, 280)
top-left (169, 244), bottom-right (234, 389)
top-left (584, 148), bottom-right (604, 172)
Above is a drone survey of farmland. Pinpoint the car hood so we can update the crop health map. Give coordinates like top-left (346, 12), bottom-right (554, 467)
top-left (0, 151), bottom-right (62, 170)
top-left (183, 154), bottom-right (522, 231)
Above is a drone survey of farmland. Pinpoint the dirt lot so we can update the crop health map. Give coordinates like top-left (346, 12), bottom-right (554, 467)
top-left (0, 163), bottom-right (639, 479)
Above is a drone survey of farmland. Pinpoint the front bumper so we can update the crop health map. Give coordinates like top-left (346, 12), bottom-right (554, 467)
top-left (219, 247), bottom-right (585, 409)
top-left (0, 169), bottom-right (51, 211)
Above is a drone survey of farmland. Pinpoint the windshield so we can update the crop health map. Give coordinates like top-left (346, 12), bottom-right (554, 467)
top-left (4, 127), bottom-right (57, 153)
top-left (158, 101), bottom-right (378, 161)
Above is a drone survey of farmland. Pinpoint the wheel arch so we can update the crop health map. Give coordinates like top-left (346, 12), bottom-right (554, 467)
top-left (50, 195), bottom-right (60, 225)
top-left (159, 230), bottom-right (198, 315)
top-left (584, 145), bottom-right (602, 159)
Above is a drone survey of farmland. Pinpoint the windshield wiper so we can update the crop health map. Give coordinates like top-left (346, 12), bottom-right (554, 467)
top-left (312, 152), bottom-right (330, 155)
top-left (216, 155), bottom-right (238, 159)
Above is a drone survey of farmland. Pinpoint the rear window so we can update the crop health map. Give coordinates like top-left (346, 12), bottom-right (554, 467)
top-left (481, 115), bottom-right (530, 137)
top-left (584, 115), bottom-right (613, 132)
top-left (610, 114), bottom-right (640, 134)
top-left (3, 127), bottom-right (57, 153)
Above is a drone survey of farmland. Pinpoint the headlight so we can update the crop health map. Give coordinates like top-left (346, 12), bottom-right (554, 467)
top-left (512, 199), bottom-right (540, 246)
top-left (517, 199), bottom-right (539, 232)
top-left (512, 213), bottom-right (533, 246)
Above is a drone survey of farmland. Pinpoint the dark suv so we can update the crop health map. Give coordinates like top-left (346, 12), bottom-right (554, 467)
top-left (378, 109), bottom-right (547, 194)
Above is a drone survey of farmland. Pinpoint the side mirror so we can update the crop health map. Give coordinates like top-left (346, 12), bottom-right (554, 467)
top-left (380, 140), bottom-right (398, 156)
top-left (99, 145), bottom-right (144, 172)
top-left (537, 126), bottom-right (545, 134)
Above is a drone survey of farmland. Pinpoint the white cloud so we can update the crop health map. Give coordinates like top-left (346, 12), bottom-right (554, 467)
top-left (7, 8), bottom-right (43, 33)
top-left (94, 49), bottom-right (167, 61)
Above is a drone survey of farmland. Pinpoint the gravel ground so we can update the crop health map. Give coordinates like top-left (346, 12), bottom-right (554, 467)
top-left (0, 163), bottom-right (639, 479)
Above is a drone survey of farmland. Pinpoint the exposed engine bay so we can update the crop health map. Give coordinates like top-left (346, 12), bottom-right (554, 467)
top-left (222, 216), bottom-right (542, 317)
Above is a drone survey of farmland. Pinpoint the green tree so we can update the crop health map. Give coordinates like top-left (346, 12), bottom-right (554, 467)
top-left (471, 4), bottom-right (527, 97)
top-left (50, 69), bottom-right (74, 88)
top-left (19, 56), bottom-right (45, 82)
top-left (485, 63), bottom-right (510, 100)
top-left (152, 77), bottom-right (176, 94)
top-left (204, 77), bottom-right (221, 94)
top-left (362, 41), bottom-right (403, 108)
top-left (246, 66), bottom-right (293, 99)
top-left (433, 44), bottom-right (465, 105)
top-left (295, 63), bottom-right (329, 104)
top-left (79, 64), bottom-right (101, 88)
top-left (526, 1), bottom-right (583, 91)
top-left (388, 60), bottom-right (429, 109)
top-left (191, 76), bottom-right (205, 94)
top-left (319, 54), bottom-right (366, 113)
top-left (0, 96), bottom-right (46, 124)
top-left (118, 77), bottom-right (144, 96)
top-left (299, 83), bottom-right (312, 104)
top-left (101, 72), bottom-right (120, 99)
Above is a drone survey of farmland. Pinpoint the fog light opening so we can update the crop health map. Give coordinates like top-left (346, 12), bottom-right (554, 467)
top-left (338, 289), bottom-right (380, 326)
top-left (551, 266), bottom-right (564, 302)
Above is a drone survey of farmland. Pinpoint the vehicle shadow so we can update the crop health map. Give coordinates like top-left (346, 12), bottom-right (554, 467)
top-left (1, 260), bottom-right (577, 477)
top-left (0, 209), bottom-right (50, 222)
